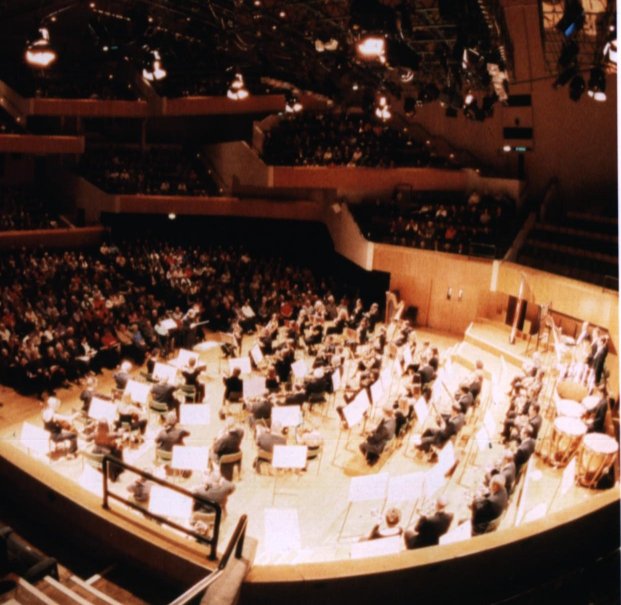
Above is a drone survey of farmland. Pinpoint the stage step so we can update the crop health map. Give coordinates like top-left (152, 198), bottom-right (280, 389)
top-left (12, 577), bottom-right (60, 605)
top-left (39, 577), bottom-right (95, 605)
top-left (464, 322), bottom-right (529, 368)
top-left (65, 578), bottom-right (122, 605)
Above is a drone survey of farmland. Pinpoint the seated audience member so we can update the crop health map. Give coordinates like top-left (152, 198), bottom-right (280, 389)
top-left (359, 407), bottom-right (397, 465)
top-left (155, 412), bottom-right (190, 452)
top-left (404, 496), bottom-right (453, 549)
top-left (471, 475), bottom-right (508, 535)
top-left (41, 396), bottom-right (78, 456)
top-left (365, 507), bottom-right (403, 540)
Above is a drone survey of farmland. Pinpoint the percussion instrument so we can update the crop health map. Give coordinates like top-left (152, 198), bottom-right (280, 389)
top-left (576, 433), bottom-right (619, 489)
top-left (555, 398), bottom-right (585, 419)
top-left (581, 395), bottom-right (601, 413)
top-left (556, 380), bottom-right (588, 403)
top-left (547, 416), bottom-right (587, 468)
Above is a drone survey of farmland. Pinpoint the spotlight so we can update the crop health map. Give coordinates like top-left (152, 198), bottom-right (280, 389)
top-left (168, 213), bottom-right (176, 220)
top-left (227, 73), bottom-right (249, 100)
top-left (142, 50), bottom-right (167, 81)
top-left (284, 92), bottom-right (303, 113)
top-left (314, 38), bottom-right (339, 53)
top-left (374, 95), bottom-right (391, 121)
top-left (587, 67), bottom-right (606, 101)
top-left (25, 28), bottom-right (57, 68)
top-left (357, 36), bottom-right (386, 62)
top-left (464, 92), bottom-right (474, 106)
top-left (568, 74), bottom-right (585, 101)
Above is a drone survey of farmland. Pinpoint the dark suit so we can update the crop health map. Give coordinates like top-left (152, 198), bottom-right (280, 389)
top-left (404, 511), bottom-right (454, 549)
top-left (457, 391), bottom-right (474, 414)
top-left (499, 461), bottom-right (517, 494)
top-left (151, 382), bottom-right (179, 411)
top-left (213, 428), bottom-right (244, 457)
top-left (588, 397), bottom-right (608, 433)
top-left (155, 426), bottom-right (189, 452)
top-left (224, 375), bottom-right (243, 400)
top-left (360, 417), bottom-right (396, 464)
top-left (418, 364), bottom-right (435, 385)
top-left (514, 437), bottom-right (536, 472)
top-left (257, 431), bottom-right (286, 453)
top-left (471, 486), bottom-right (508, 533)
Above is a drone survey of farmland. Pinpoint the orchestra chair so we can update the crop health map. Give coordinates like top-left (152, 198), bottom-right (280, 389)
top-left (221, 392), bottom-right (245, 422)
top-left (81, 446), bottom-right (104, 472)
top-left (148, 397), bottom-right (169, 422)
top-left (253, 448), bottom-right (273, 475)
top-left (305, 444), bottom-right (323, 475)
top-left (191, 511), bottom-right (217, 537)
top-left (219, 451), bottom-right (243, 481)
top-left (472, 511), bottom-right (504, 537)
top-left (155, 447), bottom-right (173, 465)
top-left (111, 388), bottom-right (124, 401)
top-left (140, 371), bottom-right (158, 383)
top-left (178, 384), bottom-right (197, 404)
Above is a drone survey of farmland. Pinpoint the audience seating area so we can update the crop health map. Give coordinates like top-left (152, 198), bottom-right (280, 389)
top-left (0, 107), bottom-right (24, 134)
top-left (0, 186), bottom-right (61, 231)
top-left (518, 210), bottom-right (618, 289)
top-left (77, 147), bottom-right (222, 196)
top-left (350, 190), bottom-right (517, 258)
top-left (261, 112), bottom-right (453, 168)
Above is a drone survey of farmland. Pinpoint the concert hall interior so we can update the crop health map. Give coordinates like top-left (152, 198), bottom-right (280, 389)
top-left (0, 1), bottom-right (618, 604)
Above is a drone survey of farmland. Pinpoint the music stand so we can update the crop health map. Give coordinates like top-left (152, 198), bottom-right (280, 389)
top-left (124, 379), bottom-right (151, 405)
top-left (88, 397), bottom-right (117, 425)
top-left (179, 404), bottom-right (210, 426)
top-left (350, 535), bottom-right (403, 559)
top-left (228, 357), bottom-right (251, 375)
top-left (152, 362), bottom-right (178, 383)
top-left (338, 473), bottom-right (389, 541)
top-left (20, 422), bottom-right (50, 458)
top-left (291, 359), bottom-right (308, 381)
top-left (272, 405), bottom-right (302, 428)
top-left (170, 348), bottom-right (200, 369)
top-left (171, 445), bottom-right (210, 472)
top-left (244, 376), bottom-right (266, 400)
top-left (249, 344), bottom-right (264, 367)
top-left (332, 389), bottom-right (370, 466)
top-left (148, 485), bottom-right (193, 521)
top-left (271, 445), bottom-right (308, 504)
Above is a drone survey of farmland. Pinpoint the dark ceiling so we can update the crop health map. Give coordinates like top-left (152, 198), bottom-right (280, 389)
top-left (0, 0), bottom-right (512, 108)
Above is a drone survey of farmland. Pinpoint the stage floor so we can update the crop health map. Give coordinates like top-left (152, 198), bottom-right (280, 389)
top-left (0, 325), bottom-right (614, 568)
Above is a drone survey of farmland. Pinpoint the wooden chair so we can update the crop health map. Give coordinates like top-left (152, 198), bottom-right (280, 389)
top-left (253, 448), bottom-right (273, 475)
top-left (219, 451), bottom-right (243, 481)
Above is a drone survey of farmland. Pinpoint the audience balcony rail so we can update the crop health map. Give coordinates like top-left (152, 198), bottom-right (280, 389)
top-left (102, 456), bottom-right (222, 561)
top-left (0, 133), bottom-right (84, 154)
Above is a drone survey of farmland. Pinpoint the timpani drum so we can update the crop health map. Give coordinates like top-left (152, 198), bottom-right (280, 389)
top-left (556, 380), bottom-right (589, 403)
top-left (581, 395), bottom-right (600, 413)
top-left (576, 433), bottom-right (619, 488)
top-left (548, 416), bottom-right (587, 468)
top-left (555, 398), bottom-right (585, 419)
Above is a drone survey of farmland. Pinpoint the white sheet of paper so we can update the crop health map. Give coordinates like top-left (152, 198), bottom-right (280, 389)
top-left (402, 345), bottom-right (413, 367)
top-left (272, 445), bottom-right (308, 469)
top-left (522, 503), bottom-right (548, 524)
top-left (171, 445), bottom-right (210, 471)
top-left (348, 473), bottom-right (389, 503)
top-left (175, 348), bottom-right (199, 367)
top-left (476, 427), bottom-right (491, 452)
top-left (152, 362), bottom-right (178, 383)
top-left (370, 380), bottom-right (384, 406)
top-left (88, 397), bottom-right (117, 425)
top-left (387, 472), bottom-right (425, 503)
top-left (272, 405), bottom-right (302, 428)
top-left (148, 485), bottom-right (193, 520)
top-left (124, 379), bottom-right (151, 405)
top-left (439, 521), bottom-right (470, 545)
top-left (380, 367), bottom-right (393, 391)
top-left (414, 398), bottom-right (429, 426)
top-left (228, 357), bottom-right (251, 375)
top-left (179, 404), bottom-right (210, 426)
top-left (291, 359), bottom-right (308, 380)
top-left (437, 442), bottom-right (455, 475)
top-left (331, 368), bottom-right (341, 392)
top-left (244, 376), bottom-right (267, 399)
top-left (20, 422), bottom-right (50, 456)
top-left (343, 390), bottom-right (370, 428)
top-left (483, 410), bottom-right (496, 437)
top-left (423, 464), bottom-right (446, 499)
top-left (250, 344), bottom-right (264, 365)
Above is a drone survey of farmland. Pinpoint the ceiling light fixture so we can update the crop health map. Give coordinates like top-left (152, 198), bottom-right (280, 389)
top-left (142, 50), bottom-right (167, 81)
top-left (25, 28), bottom-right (57, 68)
top-left (227, 73), bottom-right (249, 100)
top-left (374, 95), bottom-right (391, 121)
top-left (357, 36), bottom-right (386, 63)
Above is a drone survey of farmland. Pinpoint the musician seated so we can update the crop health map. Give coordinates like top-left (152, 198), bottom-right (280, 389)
top-left (41, 396), bottom-right (78, 457)
top-left (181, 357), bottom-right (206, 402)
top-left (467, 360), bottom-right (485, 399)
top-left (304, 322), bottom-right (324, 349)
top-left (144, 348), bottom-right (161, 377)
top-left (585, 385), bottom-right (608, 433)
top-left (246, 394), bottom-right (274, 427)
top-left (417, 361), bottom-right (436, 385)
top-left (127, 474), bottom-right (153, 505)
top-left (192, 469), bottom-right (236, 515)
top-left (455, 384), bottom-right (474, 414)
top-left (223, 367), bottom-right (243, 402)
top-left (79, 375), bottom-right (97, 413)
top-left (151, 377), bottom-right (180, 415)
top-left (92, 419), bottom-right (124, 481)
top-left (326, 308), bottom-right (348, 335)
top-left (471, 475), bottom-right (508, 535)
top-left (296, 422), bottom-right (324, 448)
top-left (359, 408), bottom-right (397, 466)
top-left (265, 366), bottom-right (280, 392)
top-left (404, 496), bottom-right (453, 549)
top-left (116, 396), bottom-right (148, 436)
top-left (211, 419), bottom-right (245, 460)
top-left (513, 425), bottom-right (536, 473)
top-left (255, 422), bottom-right (286, 455)
top-left (304, 367), bottom-right (331, 403)
top-left (363, 507), bottom-right (403, 541)
top-left (155, 412), bottom-right (190, 453)
top-left (393, 400), bottom-right (414, 437)
top-left (113, 360), bottom-right (132, 390)
top-left (417, 402), bottom-right (465, 456)
top-left (486, 450), bottom-right (517, 495)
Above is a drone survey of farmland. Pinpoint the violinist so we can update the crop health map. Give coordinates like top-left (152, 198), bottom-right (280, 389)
top-left (181, 356), bottom-right (206, 402)
top-left (42, 396), bottom-right (78, 457)
top-left (92, 419), bottom-right (124, 481)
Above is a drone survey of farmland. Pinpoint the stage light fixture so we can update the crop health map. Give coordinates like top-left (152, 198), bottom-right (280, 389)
top-left (25, 28), bottom-right (57, 68)
top-left (374, 95), bottom-right (391, 121)
top-left (142, 50), bottom-right (167, 81)
top-left (227, 73), bottom-right (249, 100)
top-left (357, 36), bottom-right (386, 62)
top-left (587, 67), bottom-right (606, 101)
top-left (285, 93), bottom-right (303, 113)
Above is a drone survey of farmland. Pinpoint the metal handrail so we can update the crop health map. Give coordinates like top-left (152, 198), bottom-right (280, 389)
top-left (167, 514), bottom-right (249, 605)
top-left (101, 456), bottom-right (222, 560)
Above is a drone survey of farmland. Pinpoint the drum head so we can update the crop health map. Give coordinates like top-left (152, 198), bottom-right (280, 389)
top-left (582, 433), bottom-right (619, 454)
top-left (557, 381), bottom-right (588, 402)
top-left (581, 395), bottom-right (600, 412)
top-left (554, 416), bottom-right (587, 437)
top-left (556, 399), bottom-right (585, 418)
